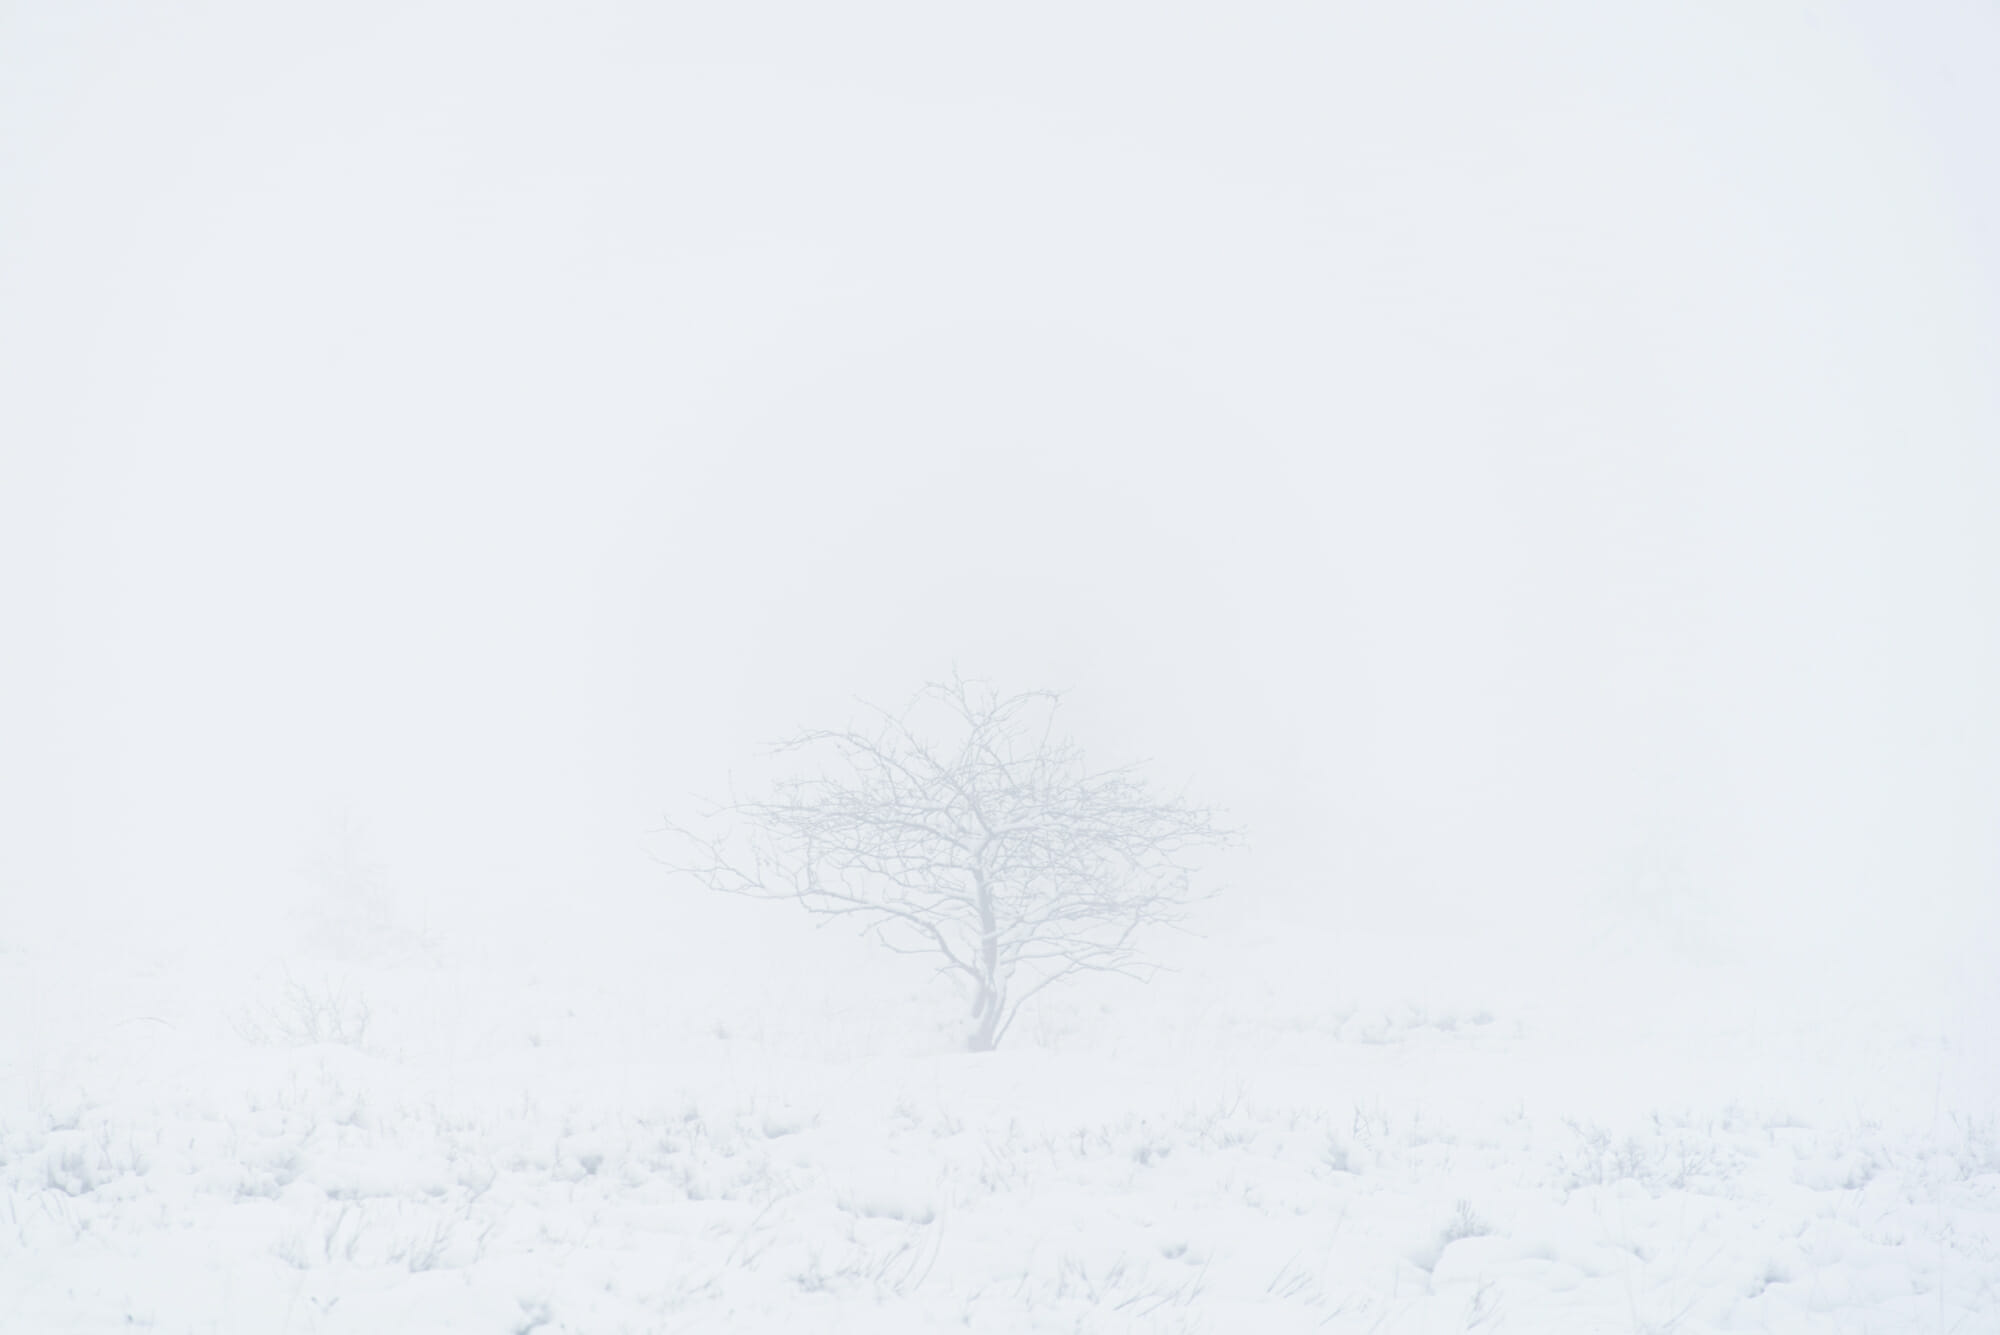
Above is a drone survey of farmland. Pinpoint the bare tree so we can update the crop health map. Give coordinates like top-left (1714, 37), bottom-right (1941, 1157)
top-left (661, 676), bottom-right (1235, 1051)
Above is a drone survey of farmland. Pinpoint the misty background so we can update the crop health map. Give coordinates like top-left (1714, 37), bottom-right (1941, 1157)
top-left (4, 3), bottom-right (1996, 1021)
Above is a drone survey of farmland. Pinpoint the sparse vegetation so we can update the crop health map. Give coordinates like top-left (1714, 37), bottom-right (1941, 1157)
top-left (233, 974), bottom-right (373, 1048)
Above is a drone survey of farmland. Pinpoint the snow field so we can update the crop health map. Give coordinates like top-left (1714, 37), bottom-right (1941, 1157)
top-left (2, 907), bottom-right (1996, 1332)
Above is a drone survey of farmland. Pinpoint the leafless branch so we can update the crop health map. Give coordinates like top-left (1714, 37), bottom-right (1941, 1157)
top-left (657, 673), bottom-right (1238, 1050)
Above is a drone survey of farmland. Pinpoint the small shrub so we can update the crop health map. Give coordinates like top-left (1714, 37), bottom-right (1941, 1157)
top-left (235, 976), bottom-right (372, 1048)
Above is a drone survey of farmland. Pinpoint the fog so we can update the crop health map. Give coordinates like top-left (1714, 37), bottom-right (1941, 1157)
top-left (9, 5), bottom-right (2000, 1327)
top-left (7, 4), bottom-right (1998, 1012)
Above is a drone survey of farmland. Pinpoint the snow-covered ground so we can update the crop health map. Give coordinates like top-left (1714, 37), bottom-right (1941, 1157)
top-left (4, 892), bottom-right (1996, 1333)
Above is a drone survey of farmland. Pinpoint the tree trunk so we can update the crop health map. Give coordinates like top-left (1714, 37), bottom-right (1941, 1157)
top-left (967, 870), bottom-right (1003, 1050)
top-left (967, 987), bottom-right (1003, 1052)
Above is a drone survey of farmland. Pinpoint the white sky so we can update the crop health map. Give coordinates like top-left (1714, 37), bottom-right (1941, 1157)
top-left (3, 2), bottom-right (1996, 995)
